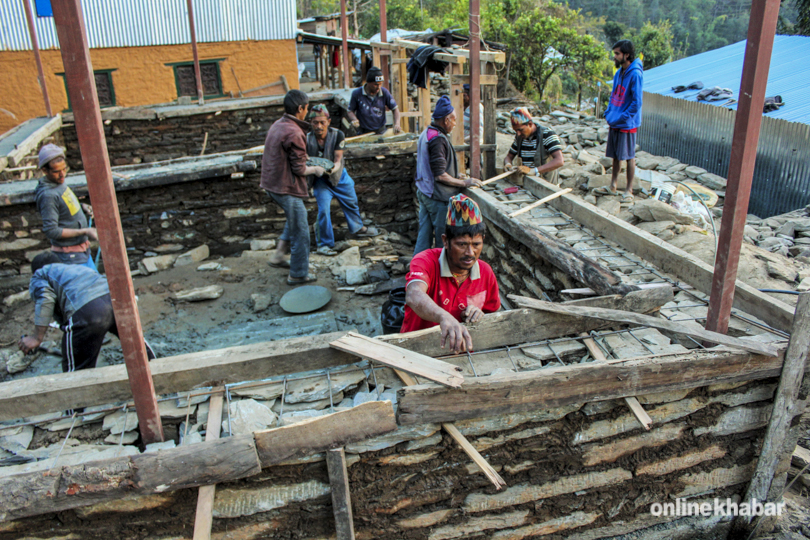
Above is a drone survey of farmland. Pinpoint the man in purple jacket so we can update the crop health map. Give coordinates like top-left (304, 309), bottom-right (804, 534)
top-left (260, 90), bottom-right (326, 285)
top-left (596, 40), bottom-right (643, 203)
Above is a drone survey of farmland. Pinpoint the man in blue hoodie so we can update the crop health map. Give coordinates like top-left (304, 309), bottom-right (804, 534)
top-left (598, 40), bottom-right (643, 202)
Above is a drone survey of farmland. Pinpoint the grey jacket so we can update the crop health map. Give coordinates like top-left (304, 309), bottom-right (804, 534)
top-left (30, 264), bottom-right (110, 327)
top-left (35, 179), bottom-right (89, 248)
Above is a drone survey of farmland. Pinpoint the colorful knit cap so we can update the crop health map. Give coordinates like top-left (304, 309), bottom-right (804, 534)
top-left (510, 107), bottom-right (532, 127)
top-left (309, 104), bottom-right (330, 119)
top-left (446, 194), bottom-right (484, 227)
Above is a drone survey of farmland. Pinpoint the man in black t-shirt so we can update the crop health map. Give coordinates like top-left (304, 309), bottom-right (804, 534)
top-left (504, 107), bottom-right (564, 183)
top-left (347, 67), bottom-right (402, 135)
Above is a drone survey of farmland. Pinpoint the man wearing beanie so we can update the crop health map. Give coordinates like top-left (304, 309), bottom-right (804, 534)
top-left (402, 194), bottom-right (500, 354)
top-left (347, 67), bottom-right (402, 135)
top-left (306, 104), bottom-right (380, 256)
top-left (414, 95), bottom-right (483, 255)
top-left (35, 143), bottom-right (98, 267)
top-left (504, 107), bottom-right (564, 184)
top-left (261, 90), bottom-right (326, 285)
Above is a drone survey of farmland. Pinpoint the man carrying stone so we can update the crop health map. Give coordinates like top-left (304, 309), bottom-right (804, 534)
top-left (35, 144), bottom-right (97, 267)
top-left (347, 67), bottom-right (402, 135)
top-left (19, 252), bottom-right (155, 374)
top-left (306, 104), bottom-right (380, 256)
top-left (414, 95), bottom-right (483, 256)
top-left (262, 90), bottom-right (326, 285)
top-left (503, 107), bottom-right (564, 184)
top-left (402, 194), bottom-right (500, 353)
top-left (595, 39), bottom-right (643, 202)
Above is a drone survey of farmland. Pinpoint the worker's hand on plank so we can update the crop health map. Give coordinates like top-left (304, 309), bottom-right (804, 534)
top-left (393, 125), bottom-right (402, 134)
top-left (517, 165), bottom-right (533, 175)
top-left (504, 162), bottom-right (515, 171)
top-left (463, 305), bottom-right (485, 324)
top-left (464, 177), bottom-right (483, 188)
top-left (439, 313), bottom-right (473, 354)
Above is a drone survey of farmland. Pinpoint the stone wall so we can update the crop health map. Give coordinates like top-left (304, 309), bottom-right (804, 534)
top-left (0, 144), bottom-right (416, 292)
top-left (61, 96), bottom-right (340, 170)
top-left (0, 377), bottom-right (778, 539)
top-left (484, 219), bottom-right (574, 302)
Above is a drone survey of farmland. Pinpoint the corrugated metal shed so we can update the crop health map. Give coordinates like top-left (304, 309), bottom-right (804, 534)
top-left (643, 35), bottom-right (810, 125)
top-left (0, 0), bottom-right (297, 51)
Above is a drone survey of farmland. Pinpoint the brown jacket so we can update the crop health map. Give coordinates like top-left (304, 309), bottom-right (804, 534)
top-left (260, 114), bottom-right (310, 198)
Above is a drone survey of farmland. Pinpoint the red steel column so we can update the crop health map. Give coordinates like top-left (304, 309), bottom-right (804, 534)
top-left (22, 0), bottom-right (53, 117)
top-left (379, 0), bottom-right (389, 89)
top-left (186, 0), bottom-right (205, 105)
top-left (469, 0), bottom-right (481, 180)
top-left (340, 0), bottom-right (351, 88)
top-left (705, 0), bottom-right (781, 335)
top-left (50, 0), bottom-right (164, 444)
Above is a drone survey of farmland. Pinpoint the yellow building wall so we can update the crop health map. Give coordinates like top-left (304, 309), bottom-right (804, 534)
top-left (0, 39), bottom-right (299, 135)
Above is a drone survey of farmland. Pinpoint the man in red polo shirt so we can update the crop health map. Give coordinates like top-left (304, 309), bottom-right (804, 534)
top-left (402, 194), bottom-right (500, 353)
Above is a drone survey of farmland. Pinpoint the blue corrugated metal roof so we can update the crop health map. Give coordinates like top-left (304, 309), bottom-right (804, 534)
top-left (0, 0), bottom-right (297, 51)
top-left (643, 35), bottom-right (810, 125)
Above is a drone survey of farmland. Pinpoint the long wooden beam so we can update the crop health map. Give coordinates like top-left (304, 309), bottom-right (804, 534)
top-left (192, 388), bottom-right (224, 540)
top-left (522, 176), bottom-right (796, 331)
top-left (510, 296), bottom-right (779, 356)
top-left (0, 289), bottom-right (672, 421)
top-left (465, 185), bottom-right (638, 296)
top-left (396, 348), bottom-right (785, 426)
top-left (0, 401), bottom-right (395, 523)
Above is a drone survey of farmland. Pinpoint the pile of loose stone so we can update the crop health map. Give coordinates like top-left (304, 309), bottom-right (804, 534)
top-left (743, 206), bottom-right (810, 262)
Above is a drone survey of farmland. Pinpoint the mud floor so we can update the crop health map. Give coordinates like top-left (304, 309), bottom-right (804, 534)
top-left (0, 250), bottom-right (389, 382)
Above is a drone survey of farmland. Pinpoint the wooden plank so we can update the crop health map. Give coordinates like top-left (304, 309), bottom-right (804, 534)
top-left (254, 401), bottom-right (396, 468)
top-left (0, 435), bottom-right (261, 522)
top-left (483, 61), bottom-right (498, 179)
top-left (0, 291), bottom-right (672, 422)
top-left (192, 388), bottom-right (224, 540)
top-left (522, 175), bottom-right (796, 331)
top-left (580, 333), bottom-right (652, 430)
top-left (451, 74), bottom-right (498, 85)
top-left (392, 39), bottom-right (505, 63)
top-left (465, 186), bottom-right (637, 296)
top-left (326, 448), bottom-right (356, 540)
top-left (396, 348), bottom-right (785, 425)
top-left (450, 62), bottom-right (465, 171)
top-left (731, 293), bottom-right (810, 536)
top-left (475, 168), bottom-right (517, 186)
top-left (394, 370), bottom-right (506, 490)
top-left (6, 115), bottom-right (62, 166)
top-left (508, 188), bottom-right (572, 217)
top-left (330, 332), bottom-right (464, 387)
top-left (510, 296), bottom-right (779, 357)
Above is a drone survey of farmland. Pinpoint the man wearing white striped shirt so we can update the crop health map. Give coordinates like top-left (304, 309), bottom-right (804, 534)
top-left (503, 107), bottom-right (564, 183)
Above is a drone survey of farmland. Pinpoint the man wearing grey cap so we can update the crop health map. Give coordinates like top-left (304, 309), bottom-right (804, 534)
top-left (35, 144), bottom-right (97, 267)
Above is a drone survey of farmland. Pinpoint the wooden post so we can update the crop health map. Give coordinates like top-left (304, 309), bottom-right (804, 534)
top-left (728, 293), bottom-right (810, 539)
top-left (419, 85), bottom-right (431, 132)
top-left (185, 0), bottom-right (205, 105)
top-left (326, 448), bottom-right (356, 540)
top-left (22, 0), bottom-right (53, 117)
top-left (192, 388), bottom-right (224, 540)
top-left (50, 0), bottom-right (164, 444)
top-left (450, 62), bottom-right (465, 171)
top-left (396, 47), bottom-right (411, 133)
top-left (468, 0), bottom-right (481, 180)
top-left (379, 0), bottom-right (389, 90)
top-left (340, 0), bottom-right (351, 88)
top-left (483, 61), bottom-right (497, 178)
top-left (330, 46), bottom-right (338, 89)
top-left (705, 0), bottom-right (780, 335)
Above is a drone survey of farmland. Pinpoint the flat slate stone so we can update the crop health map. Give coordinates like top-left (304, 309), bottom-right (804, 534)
top-left (279, 285), bottom-right (332, 314)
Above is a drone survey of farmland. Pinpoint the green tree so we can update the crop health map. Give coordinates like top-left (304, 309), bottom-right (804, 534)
top-left (603, 21), bottom-right (627, 45)
top-left (630, 20), bottom-right (675, 68)
top-left (797, 0), bottom-right (810, 34)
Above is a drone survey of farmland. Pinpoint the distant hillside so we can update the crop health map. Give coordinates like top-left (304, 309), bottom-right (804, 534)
top-left (560, 0), bottom-right (800, 56)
